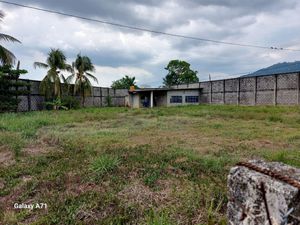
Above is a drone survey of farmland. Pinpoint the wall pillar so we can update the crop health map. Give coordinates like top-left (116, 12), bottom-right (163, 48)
top-left (223, 79), bottom-right (226, 104)
top-left (274, 75), bottom-right (278, 105)
top-left (27, 80), bottom-right (31, 111)
top-left (254, 76), bottom-right (257, 105)
top-left (210, 81), bottom-right (213, 104)
top-left (237, 78), bottom-right (240, 105)
top-left (297, 73), bottom-right (300, 105)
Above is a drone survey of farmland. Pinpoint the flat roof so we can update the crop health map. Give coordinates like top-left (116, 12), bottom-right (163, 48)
top-left (129, 87), bottom-right (202, 93)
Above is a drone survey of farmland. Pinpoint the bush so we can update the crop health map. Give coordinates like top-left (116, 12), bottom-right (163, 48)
top-left (0, 64), bottom-right (28, 112)
top-left (105, 96), bottom-right (113, 107)
top-left (61, 96), bottom-right (80, 109)
top-left (91, 154), bottom-right (120, 176)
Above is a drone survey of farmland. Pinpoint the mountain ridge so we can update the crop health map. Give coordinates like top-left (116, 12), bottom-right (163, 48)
top-left (242, 61), bottom-right (300, 77)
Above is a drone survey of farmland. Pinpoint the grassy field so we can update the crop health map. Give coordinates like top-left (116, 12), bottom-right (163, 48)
top-left (1, 105), bottom-right (300, 225)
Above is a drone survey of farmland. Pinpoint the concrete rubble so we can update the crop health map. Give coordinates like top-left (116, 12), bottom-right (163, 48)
top-left (227, 160), bottom-right (300, 225)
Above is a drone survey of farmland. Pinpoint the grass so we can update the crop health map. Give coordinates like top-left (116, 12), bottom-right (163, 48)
top-left (91, 154), bottom-right (120, 177)
top-left (0, 105), bottom-right (300, 224)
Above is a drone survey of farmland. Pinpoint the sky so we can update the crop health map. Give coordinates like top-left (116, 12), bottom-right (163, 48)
top-left (1, 0), bottom-right (300, 87)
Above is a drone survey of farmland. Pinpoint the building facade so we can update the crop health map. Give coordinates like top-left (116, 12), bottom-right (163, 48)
top-left (129, 87), bottom-right (201, 108)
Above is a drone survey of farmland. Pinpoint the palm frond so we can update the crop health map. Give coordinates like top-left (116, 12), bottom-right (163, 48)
top-left (33, 62), bottom-right (49, 69)
top-left (0, 45), bottom-right (16, 65)
top-left (66, 74), bottom-right (75, 84)
top-left (0, 11), bottom-right (4, 20)
top-left (0, 33), bottom-right (21, 43)
top-left (86, 72), bottom-right (98, 84)
top-left (65, 64), bottom-right (73, 73)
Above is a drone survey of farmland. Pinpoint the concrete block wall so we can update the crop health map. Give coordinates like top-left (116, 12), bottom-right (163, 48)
top-left (16, 79), bottom-right (129, 111)
top-left (179, 72), bottom-right (300, 106)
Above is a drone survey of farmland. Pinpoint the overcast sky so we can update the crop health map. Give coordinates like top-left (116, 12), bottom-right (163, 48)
top-left (1, 0), bottom-right (300, 87)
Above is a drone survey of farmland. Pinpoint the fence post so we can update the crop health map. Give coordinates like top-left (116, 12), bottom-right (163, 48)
top-left (274, 75), bottom-right (278, 105)
top-left (223, 79), bottom-right (226, 104)
top-left (27, 80), bottom-right (31, 111)
top-left (210, 81), bottom-right (213, 104)
top-left (298, 73), bottom-right (300, 105)
top-left (237, 78), bottom-right (240, 105)
top-left (254, 76), bottom-right (257, 105)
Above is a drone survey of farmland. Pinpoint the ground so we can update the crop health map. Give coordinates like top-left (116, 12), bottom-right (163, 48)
top-left (0, 105), bottom-right (300, 225)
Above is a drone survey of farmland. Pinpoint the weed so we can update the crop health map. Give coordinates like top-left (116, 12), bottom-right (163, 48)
top-left (91, 154), bottom-right (120, 176)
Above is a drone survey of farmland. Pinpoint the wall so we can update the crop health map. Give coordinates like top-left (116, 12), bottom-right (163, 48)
top-left (155, 93), bottom-right (167, 107)
top-left (174, 72), bottom-right (300, 106)
top-left (14, 71), bottom-right (300, 111)
top-left (131, 94), bottom-right (141, 108)
top-left (167, 90), bottom-right (200, 106)
top-left (16, 79), bottom-right (129, 112)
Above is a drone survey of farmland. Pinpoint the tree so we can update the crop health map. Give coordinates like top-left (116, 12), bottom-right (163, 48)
top-left (34, 49), bottom-right (70, 99)
top-left (0, 11), bottom-right (21, 65)
top-left (163, 60), bottom-right (199, 87)
top-left (111, 75), bottom-right (138, 89)
top-left (0, 62), bottom-right (28, 112)
top-left (67, 54), bottom-right (98, 106)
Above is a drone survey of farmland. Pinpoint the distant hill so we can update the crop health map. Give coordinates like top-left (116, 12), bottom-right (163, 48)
top-left (242, 61), bottom-right (300, 77)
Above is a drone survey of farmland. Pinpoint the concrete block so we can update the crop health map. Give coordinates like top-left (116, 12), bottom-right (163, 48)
top-left (228, 160), bottom-right (300, 225)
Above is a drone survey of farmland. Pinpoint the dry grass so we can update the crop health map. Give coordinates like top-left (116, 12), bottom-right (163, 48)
top-left (1, 105), bottom-right (300, 224)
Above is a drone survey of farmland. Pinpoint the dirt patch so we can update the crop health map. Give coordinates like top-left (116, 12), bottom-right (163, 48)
top-left (22, 144), bottom-right (57, 156)
top-left (64, 172), bottom-right (104, 197)
top-left (0, 150), bottom-right (15, 167)
top-left (243, 139), bottom-right (289, 150)
top-left (117, 180), bottom-right (175, 211)
top-left (0, 179), bottom-right (5, 189)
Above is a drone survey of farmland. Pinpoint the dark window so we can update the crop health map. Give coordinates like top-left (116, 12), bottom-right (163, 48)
top-left (170, 96), bottom-right (182, 103)
top-left (185, 96), bottom-right (199, 103)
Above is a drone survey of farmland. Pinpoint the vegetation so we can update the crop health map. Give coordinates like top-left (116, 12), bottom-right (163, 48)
top-left (67, 54), bottom-right (98, 106)
top-left (163, 60), bottom-right (199, 87)
top-left (1, 105), bottom-right (300, 224)
top-left (0, 11), bottom-right (21, 65)
top-left (0, 62), bottom-right (28, 112)
top-left (34, 49), bottom-right (71, 100)
top-left (111, 75), bottom-right (138, 89)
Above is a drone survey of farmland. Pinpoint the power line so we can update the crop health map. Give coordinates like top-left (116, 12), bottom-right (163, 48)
top-left (1, 0), bottom-right (300, 52)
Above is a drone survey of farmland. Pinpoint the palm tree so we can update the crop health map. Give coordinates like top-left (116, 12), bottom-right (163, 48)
top-left (0, 11), bottom-right (21, 65)
top-left (67, 54), bottom-right (98, 106)
top-left (34, 49), bottom-right (70, 99)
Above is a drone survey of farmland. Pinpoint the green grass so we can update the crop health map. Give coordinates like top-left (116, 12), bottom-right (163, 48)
top-left (0, 105), bottom-right (300, 224)
top-left (91, 154), bottom-right (120, 177)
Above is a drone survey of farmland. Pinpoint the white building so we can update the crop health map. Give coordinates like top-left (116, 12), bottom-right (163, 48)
top-left (128, 87), bottom-right (202, 108)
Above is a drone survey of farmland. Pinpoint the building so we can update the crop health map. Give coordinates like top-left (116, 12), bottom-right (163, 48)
top-left (128, 87), bottom-right (202, 108)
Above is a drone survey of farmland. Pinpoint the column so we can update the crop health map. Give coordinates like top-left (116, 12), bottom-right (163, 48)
top-left (150, 91), bottom-right (153, 108)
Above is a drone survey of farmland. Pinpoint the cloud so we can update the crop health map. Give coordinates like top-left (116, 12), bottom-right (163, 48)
top-left (94, 65), bottom-right (154, 87)
top-left (0, 0), bottom-right (300, 87)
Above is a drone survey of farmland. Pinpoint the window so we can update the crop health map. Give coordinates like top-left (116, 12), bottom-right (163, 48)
top-left (170, 96), bottom-right (182, 103)
top-left (185, 96), bottom-right (199, 103)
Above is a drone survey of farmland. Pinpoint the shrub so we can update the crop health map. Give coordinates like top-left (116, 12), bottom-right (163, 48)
top-left (61, 96), bottom-right (80, 109)
top-left (91, 154), bottom-right (120, 176)
top-left (105, 95), bottom-right (113, 107)
top-left (0, 64), bottom-right (28, 112)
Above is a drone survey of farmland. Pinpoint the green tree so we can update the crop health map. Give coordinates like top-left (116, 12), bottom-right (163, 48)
top-left (67, 54), bottom-right (98, 106)
top-left (0, 62), bottom-right (28, 112)
top-left (0, 11), bottom-right (21, 65)
top-left (111, 75), bottom-right (138, 89)
top-left (34, 49), bottom-right (70, 99)
top-left (163, 60), bottom-right (199, 87)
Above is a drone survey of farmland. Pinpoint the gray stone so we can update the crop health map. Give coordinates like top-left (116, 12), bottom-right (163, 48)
top-left (227, 160), bottom-right (300, 225)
